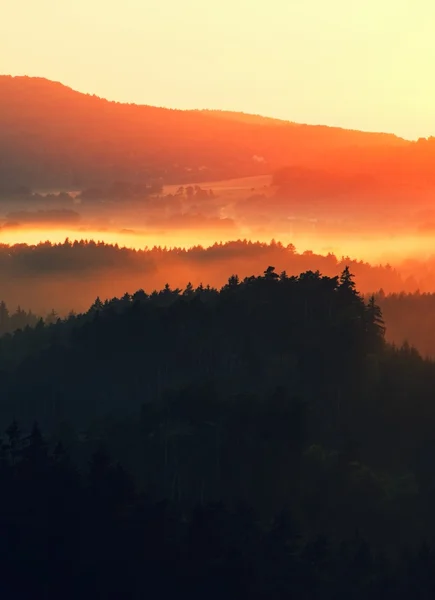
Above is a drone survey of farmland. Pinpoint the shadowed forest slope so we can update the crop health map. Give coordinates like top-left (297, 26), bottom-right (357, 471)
top-left (2, 267), bottom-right (435, 597)
top-left (0, 268), bottom-right (434, 547)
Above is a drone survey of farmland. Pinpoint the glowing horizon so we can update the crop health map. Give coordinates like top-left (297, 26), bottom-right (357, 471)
top-left (2, 0), bottom-right (435, 140)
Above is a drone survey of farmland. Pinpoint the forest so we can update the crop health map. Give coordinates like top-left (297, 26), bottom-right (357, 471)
top-left (0, 239), bottom-right (407, 287)
top-left (3, 266), bottom-right (435, 596)
top-left (2, 240), bottom-right (435, 356)
top-left (5, 0), bottom-right (435, 590)
top-left (5, 74), bottom-right (435, 598)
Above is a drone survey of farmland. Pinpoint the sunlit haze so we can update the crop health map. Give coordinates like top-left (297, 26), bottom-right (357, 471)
top-left (2, 226), bottom-right (435, 266)
top-left (2, 0), bottom-right (435, 139)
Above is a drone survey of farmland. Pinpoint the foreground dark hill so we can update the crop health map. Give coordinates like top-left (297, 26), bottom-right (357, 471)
top-left (0, 75), bottom-right (409, 190)
top-left (0, 266), bottom-right (384, 429)
top-left (1, 267), bottom-right (435, 548)
top-left (3, 267), bottom-right (435, 598)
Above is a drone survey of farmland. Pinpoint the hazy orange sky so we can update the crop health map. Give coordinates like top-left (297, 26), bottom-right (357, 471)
top-left (1, 0), bottom-right (435, 139)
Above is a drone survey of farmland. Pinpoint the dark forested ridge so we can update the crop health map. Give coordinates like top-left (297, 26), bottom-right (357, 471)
top-left (0, 238), bottom-right (419, 315)
top-left (0, 239), bottom-right (434, 357)
top-left (0, 265), bottom-right (387, 427)
top-left (4, 266), bottom-right (435, 597)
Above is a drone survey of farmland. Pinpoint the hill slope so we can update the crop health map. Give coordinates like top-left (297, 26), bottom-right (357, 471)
top-left (0, 75), bottom-right (412, 190)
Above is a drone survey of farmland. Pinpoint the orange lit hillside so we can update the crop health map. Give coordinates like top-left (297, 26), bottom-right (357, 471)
top-left (0, 75), bottom-right (413, 191)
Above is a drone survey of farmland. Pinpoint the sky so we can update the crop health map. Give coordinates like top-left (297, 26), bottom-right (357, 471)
top-left (1, 0), bottom-right (434, 140)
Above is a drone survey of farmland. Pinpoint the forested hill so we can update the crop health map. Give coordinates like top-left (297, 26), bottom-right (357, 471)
top-left (3, 267), bottom-right (435, 597)
top-left (0, 75), bottom-right (408, 189)
top-left (0, 266), bottom-right (386, 431)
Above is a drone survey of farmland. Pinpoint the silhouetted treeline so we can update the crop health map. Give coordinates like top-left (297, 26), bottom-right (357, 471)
top-left (0, 187), bottom-right (74, 204)
top-left (77, 180), bottom-right (164, 203)
top-left (0, 239), bottom-right (402, 282)
top-left (0, 183), bottom-right (161, 206)
top-left (0, 239), bottom-right (411, 313)
top-left (2, 421), bottom-right (435, 599)
top-left (0, 265), bottom-right (384, 433)
top-left (1, 240), bottom-right (435, 354)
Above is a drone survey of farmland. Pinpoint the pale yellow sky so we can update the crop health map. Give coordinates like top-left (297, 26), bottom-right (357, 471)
top-left (1, 0), bottom-right (434, 139)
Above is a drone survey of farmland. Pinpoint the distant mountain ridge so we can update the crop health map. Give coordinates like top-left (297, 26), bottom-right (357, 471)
top-left (0, 75), bottom-right (428, 191)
